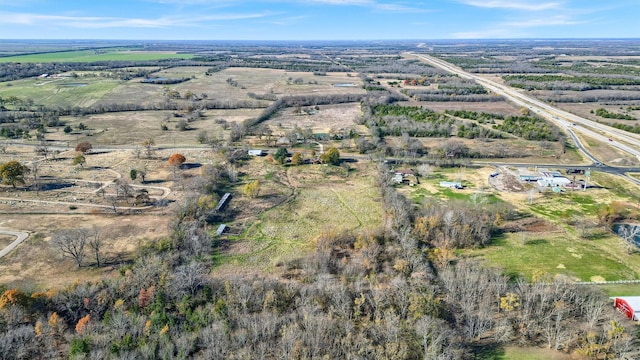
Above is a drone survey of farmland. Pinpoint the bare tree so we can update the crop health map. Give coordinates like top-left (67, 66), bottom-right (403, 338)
top-left (115, 179), bottom-right (134, 203)
top-left (51, 229), bottom-right (89, 267)
top-left (31, 159), bottom-right (40, 193)
top-left (416, 315), bottom-right (461, 360)
top-left (87, 226), bottom-right (103, 267)
top-left (142, 138), bottom-right (155, 159)
top-left (618, 224), bottom-right (640, 249)
top-left (170, 262), bottom-right (209, 298)
top-left (107, 195), bottom-right (118, 213)
top-left (35, 140), bottom-right (49, 159)
top-left (417, 163), bottom-right (434, 178)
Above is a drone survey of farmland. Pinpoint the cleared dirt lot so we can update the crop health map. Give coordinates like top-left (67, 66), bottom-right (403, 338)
top-left (264, 102), bottom-right (364, 134)
top-left (0, 213), bottom-right (170, 289)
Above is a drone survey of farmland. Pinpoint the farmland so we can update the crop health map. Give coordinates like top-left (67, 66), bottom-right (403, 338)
top-left (1, 40), bottom-right (640, 359)
top-left (0, 48), bottom-right (194, 63)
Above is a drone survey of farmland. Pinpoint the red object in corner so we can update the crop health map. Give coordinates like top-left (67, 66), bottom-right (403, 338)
top-left (615, 298), bottom-right (634, 320)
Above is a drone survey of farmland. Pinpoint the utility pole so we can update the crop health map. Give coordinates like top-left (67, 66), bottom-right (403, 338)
top-left (584, 168), bottom-right (590, 191)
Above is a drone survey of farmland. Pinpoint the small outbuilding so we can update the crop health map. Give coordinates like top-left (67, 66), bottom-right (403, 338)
top-left (216, 224), bottom-right (228, 236)
top-left (215, 193), bottom-right (232, 212)
top-left (612, 296), bottom-right (640, 321)
top-left (248, 149), bottom-right (267, 156)
top-left (440, 181), bottom-right (463, 189)
top-left (519, 175), bottom-right (540, 182)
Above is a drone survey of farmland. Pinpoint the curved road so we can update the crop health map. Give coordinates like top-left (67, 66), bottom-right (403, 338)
top-left (0, 229), bottom-right (29, 259)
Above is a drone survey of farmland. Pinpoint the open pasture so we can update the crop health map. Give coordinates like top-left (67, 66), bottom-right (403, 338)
top-left (0, 76), bottom-right (123, 108)
top-left (264, 102), bottom-right (364, 134)
top-left (469, 231), bottom-right (638, 282)
top-left (220, 162), bottom-right (383, 267)
top-left (49, 108), bottom-right (262, 146)
top-left (0, 49), bottom-right (194, 63)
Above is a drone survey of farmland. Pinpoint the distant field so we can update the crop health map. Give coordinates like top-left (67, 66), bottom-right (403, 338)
top-left (0, 77), bottom-right (122, 108)
top-left (0, 49), bottom-right (194, 63)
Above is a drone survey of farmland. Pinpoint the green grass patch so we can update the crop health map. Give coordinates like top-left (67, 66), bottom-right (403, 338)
top-left (468, 232), bottom-right (638, 282)
top-left (528, 192), bottom-right (604, 221)
top-left (597, 283), bottom-right (640, 297)
top-left (411, 187), bottom-right (433, 203)
top-left (592, 172), bottom-right (640, 204)
top-left (0, 77), bottom-right (122, 107)
top-left (222, 171), bottom-right (383, 267)
top-left (0, 49), bottom-right (194, 63)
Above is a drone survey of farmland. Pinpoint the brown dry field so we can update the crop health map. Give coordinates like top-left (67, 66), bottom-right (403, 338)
top-left (578, 133), bottom-right (640, 167)
top-left (264, 102), bottom-right (365, 134)
top-left (0, 235), bottom-right (13, 249)
top-left (0, 213), bottom-right (170, 289)
top-left (558, 102), bottom-right (640, 127)
top-left (409, 99), bottom-right (520, 114)
top-left (0, 145), bottom-right (229, 289)
top-left (388, 136), bottom-right (584, 165)
top-left (94, 67), bottom-right (363, 108)
top-left (51, 109), bottom-right (261, 147)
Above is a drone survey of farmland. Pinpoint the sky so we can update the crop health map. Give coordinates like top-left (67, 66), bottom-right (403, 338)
top-left (1, 0), bottom-right (639, 41)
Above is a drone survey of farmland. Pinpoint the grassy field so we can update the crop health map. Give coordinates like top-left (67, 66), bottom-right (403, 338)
top-left (0, 49), bottom-right (194, 63)
top-left (0, 77), bottom-right (123, 108)
top-left (470, 232), bottom-right (638, 282)
top-left (597, 283), bottom-right (640, 296)
top-left (218, 163), bottom-right (383, 268)
top-left (476, 345), bottom-right (574, 360)
top-left (467, 183), bottom-right (640, 282)
top-left (474, 346), bottom-right (579, 360)
top-left (403, 164), bottom-right (640, 282)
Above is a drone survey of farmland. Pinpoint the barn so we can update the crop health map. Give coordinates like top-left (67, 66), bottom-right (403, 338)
top-left (612, 296), bottom-right (640, 321)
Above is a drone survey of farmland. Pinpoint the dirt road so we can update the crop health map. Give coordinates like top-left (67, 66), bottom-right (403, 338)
top-left (0, 229), bottom-right (29, 259)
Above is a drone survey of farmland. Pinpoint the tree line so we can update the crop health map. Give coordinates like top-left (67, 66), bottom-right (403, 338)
top-left (0, 159), bottom-right (636, 359)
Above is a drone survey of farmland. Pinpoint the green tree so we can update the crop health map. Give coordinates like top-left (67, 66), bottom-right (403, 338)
top-left (274, 147), bottom-right (288, 165)
top-left (243, 180), bottom-right (260, 198)
top-left (73, 154), bottom-right (86, 168)
top-left (130, 169), bottom-right (138, 181)
top-left (291, 153), bottom-right (303, 166)
top-left (0, 160), bottom-right (29, 188)
top-left (320, 147), bottom-right (340, 165)
top-left (63, 125), bottom-right (72, 134)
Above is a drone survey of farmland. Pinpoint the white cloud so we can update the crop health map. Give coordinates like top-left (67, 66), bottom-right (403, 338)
top-left (458, 0), bottom-right (562, 11)
top-left (305, 0), bottom-right (374, 4)
top-left (0, 11), bottom-right (271, 28)
top-left (503, 16), bottom-right (581, 27)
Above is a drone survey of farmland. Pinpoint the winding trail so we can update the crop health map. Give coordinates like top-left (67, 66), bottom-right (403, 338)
top-left (0, 229), bottom-right (29, 259)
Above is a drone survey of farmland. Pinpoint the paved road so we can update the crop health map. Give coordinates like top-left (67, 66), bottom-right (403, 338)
top-left (0, 229), bottom-right (29, 259)
top-left (409, 53), bottom-right (640, 162)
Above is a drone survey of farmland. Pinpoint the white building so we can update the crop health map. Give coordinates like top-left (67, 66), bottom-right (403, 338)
top-left (537, 171), bottom-right (572, 187)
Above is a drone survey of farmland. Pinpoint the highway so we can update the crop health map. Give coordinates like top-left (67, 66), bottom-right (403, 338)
top-left (409, 53), bottom-right (640, 162)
